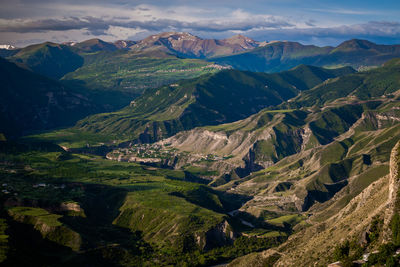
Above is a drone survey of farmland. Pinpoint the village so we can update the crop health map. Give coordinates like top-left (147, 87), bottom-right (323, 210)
top-left (155, 64), bottom-right (231, 73)
top-left (106, 142), bottom-right (228, 165)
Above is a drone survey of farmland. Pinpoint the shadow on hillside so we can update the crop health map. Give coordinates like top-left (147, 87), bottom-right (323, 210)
top-left (169, 186), bottom-right (252, 214)
top-left (58, 183), bottom-right (152, 264)
top-left (302, 180), bottom-right (348, 211)
top-left (2, 217), bottom-right (81, 267)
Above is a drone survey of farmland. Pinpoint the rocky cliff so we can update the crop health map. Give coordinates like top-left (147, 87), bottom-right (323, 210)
top-left (383, 141), bottom-right (400, 242)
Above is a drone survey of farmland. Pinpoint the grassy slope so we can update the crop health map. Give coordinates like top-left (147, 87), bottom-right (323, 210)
top-left (62, 48), bottom-right (221, 94)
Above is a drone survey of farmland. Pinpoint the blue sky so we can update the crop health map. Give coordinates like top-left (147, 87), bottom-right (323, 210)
top-left (0, 0), bottom-right (399, 47)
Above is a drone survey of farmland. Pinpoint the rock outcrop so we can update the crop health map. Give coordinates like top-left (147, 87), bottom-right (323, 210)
top-left (197, 220), bottom-right (236, 250)
top-left (383, 141), bottom-right (400, 242)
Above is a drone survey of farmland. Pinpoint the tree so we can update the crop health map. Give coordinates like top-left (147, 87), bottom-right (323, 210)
top-left (333, 240), bottom-right (350, 261)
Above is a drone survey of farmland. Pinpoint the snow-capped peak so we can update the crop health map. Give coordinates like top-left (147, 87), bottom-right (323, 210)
top-left (0, 44), bottom-right (16, 50)
top-left (62, 41), bottom-right (77, 46)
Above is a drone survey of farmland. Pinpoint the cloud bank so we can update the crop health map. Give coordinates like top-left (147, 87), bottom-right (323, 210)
top-left (0, 16), bottom-right (293, 34)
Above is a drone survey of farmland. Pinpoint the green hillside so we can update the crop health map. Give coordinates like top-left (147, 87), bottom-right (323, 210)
top-left (213, 39), bottom-right (400, 72)
top-left (62, 49), bottom-right (222, 94)
top-left (285, 58), bottom-right (400, 107)
top-left (9, 42), bottom-right (83, 79)
top-left (71, 65), bottom-right (354, 143)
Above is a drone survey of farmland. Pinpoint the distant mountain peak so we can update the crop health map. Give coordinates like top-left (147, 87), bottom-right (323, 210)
top-left (223, 34), bottom-right (259, 48)
top-left (336, 39), bottom-right (376, 50)
top-left (73, 38), bottom-right (117, 52)
top-left (114, 40), bottom-right (136, 49)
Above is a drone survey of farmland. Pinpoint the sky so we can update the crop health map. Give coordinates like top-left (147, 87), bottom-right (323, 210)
top-left (0, 0), bottom-right (400, 47)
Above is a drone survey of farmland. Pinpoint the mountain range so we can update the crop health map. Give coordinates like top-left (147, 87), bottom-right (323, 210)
top-left (2, 33), bottom-right (400, 89)
top-left (213, 39), bottom-right (400, 72)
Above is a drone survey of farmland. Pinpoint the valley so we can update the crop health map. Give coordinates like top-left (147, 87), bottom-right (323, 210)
top-left (1, 31), bottom-right (400, 266)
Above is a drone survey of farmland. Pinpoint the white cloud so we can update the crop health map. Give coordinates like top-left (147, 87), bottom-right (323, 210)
top-left (1, 2), bottom-right (400, 46)
top-left (0, 6), bottom-right (294, 35)
top-left (105, 26), bottom-right (144, 40)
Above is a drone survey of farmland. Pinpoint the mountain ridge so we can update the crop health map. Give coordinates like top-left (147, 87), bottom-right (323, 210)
top-left (0, 57), bottom-right (132, 138)
top-left (213, 39), bottom-right (400, 72)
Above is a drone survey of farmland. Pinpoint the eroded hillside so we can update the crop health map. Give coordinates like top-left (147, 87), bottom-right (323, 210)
top-left (229, 140), bottom-right (400, 266)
